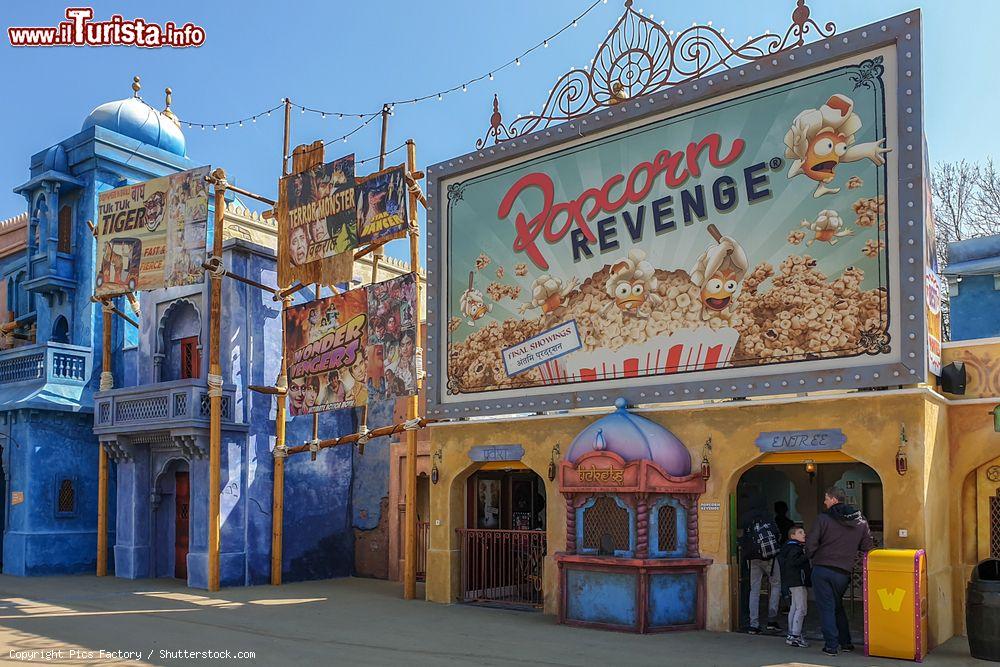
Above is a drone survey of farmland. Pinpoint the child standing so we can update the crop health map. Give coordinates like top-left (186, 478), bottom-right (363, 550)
top-left (778, 526), bottom-right (812, 648)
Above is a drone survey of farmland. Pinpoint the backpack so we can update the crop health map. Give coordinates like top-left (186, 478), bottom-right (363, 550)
top-left (747, 520), bottom-right (779, 560)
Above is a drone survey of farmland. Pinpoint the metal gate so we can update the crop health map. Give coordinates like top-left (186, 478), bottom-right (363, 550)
top-left (416, 521), bottom-right (429, 582)
top-left (457, 529), bottom-right (546, 607)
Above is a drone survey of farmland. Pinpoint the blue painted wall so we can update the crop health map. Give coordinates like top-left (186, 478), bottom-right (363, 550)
top-left (949, 274), bottom-right (1000, 341)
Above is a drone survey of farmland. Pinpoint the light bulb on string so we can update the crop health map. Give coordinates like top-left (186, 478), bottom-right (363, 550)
top-left (573, 20), bottom-right (578, 27)
top-left (515, 58), bottom-right (521, 66)
top-left (213, 125), bottom-right (217, 131)
top-left (224, 124), bottom-right (229, 130)
top-left (321, 113), bottom-right (326, 119)
top-left (437, 93), bottom-right (443, 100)
top-left (462, 84), bottom-right (467, 92)
top-left (239, 120), bottom-right (243, 127)
top-left (488, 72), bottom-right (493, 80)
top-left (252, 117), bottom-right (256, 123)
top-left (543, 40), bottom-right (548, 48)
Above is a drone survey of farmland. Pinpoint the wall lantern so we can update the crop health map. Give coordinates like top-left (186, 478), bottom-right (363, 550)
top-left (701, 436), bottom-right (713, 481)
top-left (991, 405), bottom-right (1000, 433)
top-left (430, 448), bottom-right (443, 485)
top-left (548, 443), bottom-right (561, 482)
top-left (896, 423), bottom-right (908, 476)
top-left (804, 459), bottom-right (816, 483)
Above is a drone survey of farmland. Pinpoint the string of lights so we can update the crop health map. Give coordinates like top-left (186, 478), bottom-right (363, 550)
top-left (170, 0), bottom-right (605, 131)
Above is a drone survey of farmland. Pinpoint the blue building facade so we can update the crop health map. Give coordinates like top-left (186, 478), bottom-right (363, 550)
top-left (0, 83), bottom-right (409, 586)
top-left (945, 234), bottom-right (1000, 341)
top-left (0, 89), bottom-right (193, 575)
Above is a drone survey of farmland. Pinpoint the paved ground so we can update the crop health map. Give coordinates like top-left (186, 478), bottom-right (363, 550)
top-left (0, 575), bottom-right (981, 666)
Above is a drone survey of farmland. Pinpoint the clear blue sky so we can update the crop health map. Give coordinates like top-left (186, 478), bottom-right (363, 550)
top-left (1, 0), bottom-right (996, 263)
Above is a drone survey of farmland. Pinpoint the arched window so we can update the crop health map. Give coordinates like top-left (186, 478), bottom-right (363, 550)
top-left (12, 272), bottom-right (28, 317)
top-left (51, 315), bottom-right (70, 344)
top-left (55, 477), bottom-right (76, 516)
top-left (577, 494), bottom-right (635, 557)
top-left (57, 205), bottom-right (72, 253)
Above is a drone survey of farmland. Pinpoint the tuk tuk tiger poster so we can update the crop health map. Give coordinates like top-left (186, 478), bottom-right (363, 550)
top-left (95, 166), bottom-right (210, 297)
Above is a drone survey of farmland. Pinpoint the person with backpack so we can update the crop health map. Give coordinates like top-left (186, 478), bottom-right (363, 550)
top-left (806, 486), bottom-right (875, 656)
top-left (742, 498), bottom-right (782, 634)
top-left (778, 526), bottom-right (812, 648)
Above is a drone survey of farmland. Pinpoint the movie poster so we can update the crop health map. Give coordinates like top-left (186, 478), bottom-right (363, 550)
top-left (356, 164), bottom-right (409, 246)
top-left (283, 154), bottom-right (357, 269)
top-left (286, 288), bottom-right (367, 416)
top-left (284, 273), bottom-right (417, 415)
top-left (367, 273), bottom-right (418, 400)
top-left (95, 166), bottom-right (210, 297)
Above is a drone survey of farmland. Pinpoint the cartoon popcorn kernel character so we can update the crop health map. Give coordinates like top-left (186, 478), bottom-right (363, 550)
top-left (519, 274), bottom-right (579, 314)
top-left (801, 209), bottom-right (854, 246)
top-left (690, 224), bottom-right (749, 312)
top-left (602, 248), bottom-right (662, 316)
top-left (459, 271), bottom-right (492, 325)
top-left (784, 93), bottom-right (891, 197)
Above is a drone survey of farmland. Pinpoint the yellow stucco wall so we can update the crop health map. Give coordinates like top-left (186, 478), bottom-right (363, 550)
top-left (424, 389), bottom-right (960, 644)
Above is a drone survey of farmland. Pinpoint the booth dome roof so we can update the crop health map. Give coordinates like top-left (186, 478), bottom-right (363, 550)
top-left (82, 96), bottom-right (186, 157)
top-left (566, 397), bottom-right (692, 476)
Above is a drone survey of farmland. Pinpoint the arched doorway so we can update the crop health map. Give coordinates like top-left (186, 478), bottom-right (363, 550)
top-left (51, 315), bottom-right (69, 344)
top-left (152, 459), bottom-right (190, 579)
top-left (732, 455), bottom-right (883, 637)
top-left (457, 465), bottom-right (547, 607)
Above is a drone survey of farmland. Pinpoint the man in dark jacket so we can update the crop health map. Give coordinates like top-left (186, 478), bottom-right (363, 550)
top-left (806, 486), bottom-right (875, 656)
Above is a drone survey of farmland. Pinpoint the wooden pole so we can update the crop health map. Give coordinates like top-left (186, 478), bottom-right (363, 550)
top-left (282, 98), bottom-right (292, 177)
top-left (403, 139), bottom-right (420, 600)
top-left (207, 169), bottom-right (227, 591)
top-left (96, 299), bottom-right (113, 577)
top-left (271, 293), bottom-right (291, 585)
top-left (270, 96), bottom-right (293, 585)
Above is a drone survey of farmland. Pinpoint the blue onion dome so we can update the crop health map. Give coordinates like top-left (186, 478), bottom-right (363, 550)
top-left (567, 397), bottom-right (692, 476)
top-left (82, 77), bottom-right (186, 157)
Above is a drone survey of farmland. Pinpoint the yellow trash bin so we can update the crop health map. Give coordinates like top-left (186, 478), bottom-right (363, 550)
top-left (864, 549), bottom-right (928, 661)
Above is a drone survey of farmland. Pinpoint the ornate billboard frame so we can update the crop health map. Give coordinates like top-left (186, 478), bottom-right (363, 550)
top-left (425, 10), bottom-right (925, 419)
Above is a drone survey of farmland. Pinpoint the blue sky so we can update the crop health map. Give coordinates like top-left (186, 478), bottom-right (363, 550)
top-left (1, 0), bottom-right (996, 263)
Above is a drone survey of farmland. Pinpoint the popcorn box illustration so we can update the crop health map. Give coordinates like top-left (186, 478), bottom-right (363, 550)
top-left (537, 326), bottom-right (740, 384)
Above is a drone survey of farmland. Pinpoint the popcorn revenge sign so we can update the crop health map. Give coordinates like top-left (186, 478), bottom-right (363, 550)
top-left (425, 12), bottom-right (931, 418)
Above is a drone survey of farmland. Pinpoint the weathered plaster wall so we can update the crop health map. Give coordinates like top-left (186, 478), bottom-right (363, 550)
top-left (3, 409), bottom-right (114, 575)
top-left (352, 398), bottom-right (395, 579)
top-left (425, 391), bottom-right (955, 644)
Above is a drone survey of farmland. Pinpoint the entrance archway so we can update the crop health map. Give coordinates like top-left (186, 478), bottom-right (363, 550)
top-left (457, 465), bottom-right (547, 607)
top-left (732, 454), bottom-right (883, 638)
top-left (152, 459), bottom-right (190, 579)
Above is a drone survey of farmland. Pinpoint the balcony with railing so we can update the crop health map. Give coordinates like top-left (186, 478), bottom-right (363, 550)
top-left (0, 341), bottom-right (92, 387)
top-left (94, 378), bottom-right (242, 436)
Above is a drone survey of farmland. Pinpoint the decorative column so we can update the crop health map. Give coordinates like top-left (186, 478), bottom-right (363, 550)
top-left (636, 494), bottom-right (649, 558)
top-left (565, 495), bottom-right (576, 553)
top-left (686, 494), bottom-right (700, 558)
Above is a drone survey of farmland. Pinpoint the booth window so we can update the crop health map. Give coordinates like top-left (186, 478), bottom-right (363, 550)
top-left (578, 494), bottom-right (635, 557)
top-left (649, 497), bottom-right (688, 558)
top-left (57, 205), bottom-right (72, 253)
top-left (658, 505), bottom-right (677, 552)
top-left (180, 336), bottom-right (200, 379)
top-left (55, 478), bottom-right (76, 517)
top-left (991, 491), bottom-right (999, 559)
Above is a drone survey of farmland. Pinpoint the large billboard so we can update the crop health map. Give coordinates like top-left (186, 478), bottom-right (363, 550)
top-left (95, 166), bottom-right (209, 297)
top-left (425, 12), bottom-right (928, 417)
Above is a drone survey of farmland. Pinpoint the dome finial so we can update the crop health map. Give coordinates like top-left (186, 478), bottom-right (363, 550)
top-left (614, 397), bottom-right (628, 411)
top-left (132, 76), bottom-right (141, 98)
top-left (162, 87), bottom-right (180, 127)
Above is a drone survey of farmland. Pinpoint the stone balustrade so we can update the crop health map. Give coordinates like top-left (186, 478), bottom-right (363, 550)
top-left (94, 377), bottom-right (239, 435)
top-left (0, 341), bottom-right (91, 386)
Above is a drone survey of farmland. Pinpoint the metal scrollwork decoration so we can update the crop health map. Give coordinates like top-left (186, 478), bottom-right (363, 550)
top-left (859, 328), bottom-right (891, 356)
top-left (476, 0), bottom-right (836, 146)
top-left (851, 55), bottom-right (885, 91)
